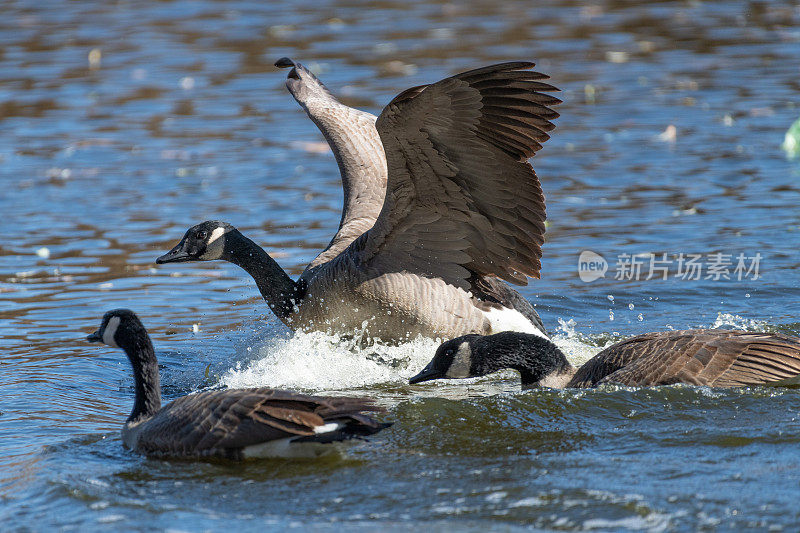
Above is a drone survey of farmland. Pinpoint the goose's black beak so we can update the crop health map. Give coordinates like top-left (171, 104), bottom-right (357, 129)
top-left (86, 330), bottom-right (102, 343)
top-left (409, 364), bottom-right (443, 385)
top-left (156, 242), bottom-right (191, 264)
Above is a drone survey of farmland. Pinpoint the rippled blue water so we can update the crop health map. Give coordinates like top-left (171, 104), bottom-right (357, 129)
top-left (2, 0), bottom-right (800, 530)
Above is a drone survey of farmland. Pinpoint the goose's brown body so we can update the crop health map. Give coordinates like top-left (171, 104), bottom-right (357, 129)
top-left (412, 329), bottom-right (800, 389)
top-left (87, 309), bottom-right (390, 461)
top-left (123, 388), bottom-right (385, 460)
top-left (569, 329), bottom-right (800, 388)
top-left (286, 61), bottom-right (559, 339)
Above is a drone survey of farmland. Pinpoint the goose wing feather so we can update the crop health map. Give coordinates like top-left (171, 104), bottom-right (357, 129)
top-left (569, 330), bottom-right (800, 388)
top-left (277, 59), bottom-right (388, 271)
top-left (355, 62), bottom-right (560, 289)
top-left (135, 388), bottom-right (384, 456)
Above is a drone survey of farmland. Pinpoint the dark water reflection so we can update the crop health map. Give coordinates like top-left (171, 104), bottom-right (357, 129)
top-left (2, 0), bottom-right (800, 529)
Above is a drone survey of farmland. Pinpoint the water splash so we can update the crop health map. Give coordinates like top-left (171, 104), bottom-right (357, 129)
top-left (218, 314), bottom-right (774, 393)
top-left (220, 329), bottom-right (441, 391)
top-left (710, 313), bottom-right (769, 331)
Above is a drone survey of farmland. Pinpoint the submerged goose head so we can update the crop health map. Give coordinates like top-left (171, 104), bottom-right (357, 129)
top-left (156, 221), bottom-right (234, 264)
top-left (409, 332), bottom-right (571, 388)
top-left (413, 329), bottom-right (800, 389)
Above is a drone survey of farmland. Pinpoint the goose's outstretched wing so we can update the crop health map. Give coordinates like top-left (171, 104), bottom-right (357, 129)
top-left (276, 59), bottom-right (387, 270)
top-left (569, 330), bottom-right (800, 387)
top-left (353, 62), bottom-right (560, 289)
top-left (135, 388), bottom-right (386, 457)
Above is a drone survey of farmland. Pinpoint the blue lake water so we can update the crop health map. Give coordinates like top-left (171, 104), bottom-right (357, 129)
top-left (2, 0), bottom-right (800, 530)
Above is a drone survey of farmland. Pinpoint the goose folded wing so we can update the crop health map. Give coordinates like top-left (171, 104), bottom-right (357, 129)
top-left (597, 330), bottom-right (800, 387)
top-left (356, 62), bottom-right (560, 289)
top-left (566, 331), bottom-right (677, 387)
top-left (137, 389), bottom-right (344, 454)
top-left (708, 333), bottom-right (800, 386)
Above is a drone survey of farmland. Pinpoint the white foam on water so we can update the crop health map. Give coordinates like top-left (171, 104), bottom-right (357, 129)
top-left (711, 312), bottom-right (769, 331)
top-left (220, 314), bottom-right (765, 393)
top-left (220, 328), bottom-right (442, 391)
top-left (551, 317), bottom-right (606, 367)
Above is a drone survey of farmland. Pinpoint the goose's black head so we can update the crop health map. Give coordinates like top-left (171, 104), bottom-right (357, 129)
top-left (274, 57), bottom-right (334, 103)
top-left (156, 221), bottom-right (235, 264)
top-left (87, 309), bottom-right (148, 351)
top-left (410, 332), bottom-right (571, 387)
top-left (409, 334), bottom-right (483, 384)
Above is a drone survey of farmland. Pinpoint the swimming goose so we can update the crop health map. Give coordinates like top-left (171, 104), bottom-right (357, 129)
top-left (86, 309), bottom-right (390, 459)
top-left (158, 62), bottom-right (559, 341)
top-left (410, 329), bottom-right (800, 388)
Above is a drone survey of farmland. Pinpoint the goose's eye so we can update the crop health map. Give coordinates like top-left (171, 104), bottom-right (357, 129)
top-left (196, 230), bottom-right (208, 240)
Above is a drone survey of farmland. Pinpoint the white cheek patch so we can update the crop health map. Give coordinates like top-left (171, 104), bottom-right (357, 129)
top-left (446, 342), bottom-right (472, 378)
top-left (207, 227), bottom-right (226, 244)
top-left (200, 227), bottom-right (227, 260)
top-left (103, 316), bottom-right (121, 347)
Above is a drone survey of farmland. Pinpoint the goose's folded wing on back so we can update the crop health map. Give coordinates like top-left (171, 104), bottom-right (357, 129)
top-left (565, 331), bottom-right (670, 388)
top-left (354, 62), bottom-right (560, 289)
top-left (573, 330), bottom-right (800, 388)
top-left (135, 388), bottom-right (383, 455)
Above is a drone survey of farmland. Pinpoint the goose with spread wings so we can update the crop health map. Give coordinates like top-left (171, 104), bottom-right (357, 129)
top-left (158, 62), bottom-right (559, 342)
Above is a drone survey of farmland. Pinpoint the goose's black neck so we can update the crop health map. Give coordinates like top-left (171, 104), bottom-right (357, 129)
top-left (121, 334), bottom-right (161, 423)
top-left (222, 230), bottom-right (300, 322)
top-left (474, 332), bottom-right (574, 387)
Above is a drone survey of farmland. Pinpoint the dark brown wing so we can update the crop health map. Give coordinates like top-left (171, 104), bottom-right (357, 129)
top-left (706, 333), bottom-right (800, 386)
top-left (565, 332), bottom-right (668, 388)
top-left (355, 62), bottom-right (560, 289)
top-left (136, 388), bottom-right (385, 457)
top-left (569, 330), bottom-right (800, 388)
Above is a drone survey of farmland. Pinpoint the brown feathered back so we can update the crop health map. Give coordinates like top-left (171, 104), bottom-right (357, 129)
top-left (132, 388), bottom-right (386, 459)
top-left (568, 330), bottom-right (800, 388)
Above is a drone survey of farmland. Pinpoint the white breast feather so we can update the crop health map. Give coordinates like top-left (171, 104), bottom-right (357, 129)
top-left (241, 437), bottom-right (343, 459)
top-left (483, 307), bottom-right (547, 338)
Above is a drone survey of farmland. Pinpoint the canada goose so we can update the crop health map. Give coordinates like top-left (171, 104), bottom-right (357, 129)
top-left (157, 62), bottom-right (559, 342)
top-left (410, 329), bottom-right (800, 388)
top-left (86, 309), bottom-right (390, 459)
